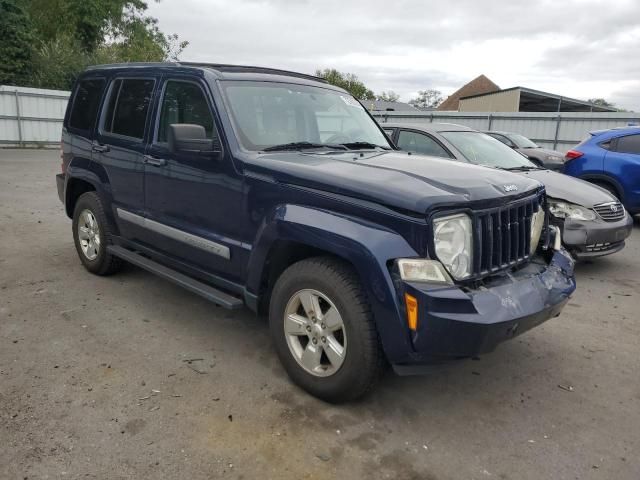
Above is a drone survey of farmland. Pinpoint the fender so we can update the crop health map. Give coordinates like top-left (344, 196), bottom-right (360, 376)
top-left (65, 157), bottom-right (115, 225)
top-left (246, 204), bottom-right (420, 363)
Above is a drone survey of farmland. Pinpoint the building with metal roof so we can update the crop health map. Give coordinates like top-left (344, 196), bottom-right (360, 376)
top-left (458, 86), bottom-right (616, 113)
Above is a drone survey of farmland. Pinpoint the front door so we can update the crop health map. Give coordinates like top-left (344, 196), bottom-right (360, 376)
top-left (141, 77), bottom-right (247, 283)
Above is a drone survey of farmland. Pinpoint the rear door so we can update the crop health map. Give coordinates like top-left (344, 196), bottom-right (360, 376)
top-left (94, 76), bottom-right (158, 240)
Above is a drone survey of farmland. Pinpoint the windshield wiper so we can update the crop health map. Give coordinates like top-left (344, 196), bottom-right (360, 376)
top-left (262, 142), bottom-right (347, 152)
top-left (503, 165), bottom-right (541, 171)
top-left (339, 142), bottom-right (391, 150)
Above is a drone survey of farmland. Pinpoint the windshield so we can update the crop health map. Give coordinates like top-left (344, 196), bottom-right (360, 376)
top-left (440, 131), bottom-right (538, 169)
top-left (220, 81), bottom-right (392, 151)
top-left (508, 133), bottom-right (538, 148)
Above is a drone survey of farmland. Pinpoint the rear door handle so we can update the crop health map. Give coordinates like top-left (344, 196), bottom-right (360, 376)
top-left (91, 143), bottom-right (110, 153)
top-left (143, 155), bottom-right (167, 167)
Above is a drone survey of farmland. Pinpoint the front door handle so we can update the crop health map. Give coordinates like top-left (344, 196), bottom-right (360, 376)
top-left (92, 143), bottom-right (110, 153)
top-left (143, 155), bottom-right (167, 167)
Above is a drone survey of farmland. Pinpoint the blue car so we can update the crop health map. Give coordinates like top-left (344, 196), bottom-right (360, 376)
top-left (564, 127), bottom-right (640, 215)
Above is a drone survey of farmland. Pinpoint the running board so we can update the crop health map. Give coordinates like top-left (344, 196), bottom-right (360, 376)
top-left (107, 245), bottom-right (244, 310)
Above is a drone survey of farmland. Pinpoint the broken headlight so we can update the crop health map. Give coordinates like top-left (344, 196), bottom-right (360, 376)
top-left (548, 199), bottom-right (596, 221)
top-left (433, 213), bottom-right (473, 280)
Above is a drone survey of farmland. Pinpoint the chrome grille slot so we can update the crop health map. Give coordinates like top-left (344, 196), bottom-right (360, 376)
top-left (473, 194), bottom-right (541, 277)
top-left (593, 202), bottom-right (624, 222)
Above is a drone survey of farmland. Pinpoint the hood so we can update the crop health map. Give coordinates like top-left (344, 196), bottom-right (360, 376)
top-left (244, 150), bottom-right (543, 214)
top-left (520, 169), bottom-right (615, 207)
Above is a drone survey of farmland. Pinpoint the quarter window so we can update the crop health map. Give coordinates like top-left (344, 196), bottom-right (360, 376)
top-left (614, 134), bottom-right (640, 154)
top-left (103, 79), bottom-right (155, 139)
top-left (397, 130), bottom-right (450, 158)
top-left (69, 79), bottom-right (105, 132)
top-left (158, 81), bottom-right (215, 142)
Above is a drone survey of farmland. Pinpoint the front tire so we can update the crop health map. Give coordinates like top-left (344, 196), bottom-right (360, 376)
top-left (72, 192), bottom-right (122, 275)
top-left (269, 257), bottom-right (383, 403)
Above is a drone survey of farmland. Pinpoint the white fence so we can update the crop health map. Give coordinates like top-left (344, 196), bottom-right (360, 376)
top-left (373, 110), bottom-right (640, 152)
top-left (1, 84), bottom-right (639, 151)
top-left (0, 85), bottom-right (70, 148)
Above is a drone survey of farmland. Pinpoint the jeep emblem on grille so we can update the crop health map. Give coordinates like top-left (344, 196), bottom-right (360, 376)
top-left (503, 184), bottom-right (518, 192)
top-left (610, 204), bottom-right (618, 213)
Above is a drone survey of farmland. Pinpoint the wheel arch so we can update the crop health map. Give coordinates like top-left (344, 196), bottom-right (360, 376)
top-left (246, 204), bottom-right (419, 363)
top-left (578, 173), bottom-right (624, 201)
top-left (64, 158), bottom-right (114, 222)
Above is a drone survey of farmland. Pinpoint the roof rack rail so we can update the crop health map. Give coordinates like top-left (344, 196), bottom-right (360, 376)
top-left (85, 62), bottom-right (179, 70)
top-left (177, 62), bottom-right (327, 83)
top-left (84, 62), bottom-right (328, 84)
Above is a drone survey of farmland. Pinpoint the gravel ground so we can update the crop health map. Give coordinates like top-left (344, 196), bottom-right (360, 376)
top-left (1, 149), bottom-right (639, 480)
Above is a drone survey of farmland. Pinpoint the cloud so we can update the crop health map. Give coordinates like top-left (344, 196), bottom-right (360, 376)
top-left (148, 0), bottom-right (640, 110)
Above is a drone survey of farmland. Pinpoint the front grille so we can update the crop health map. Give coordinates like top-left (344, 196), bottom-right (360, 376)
top-left (472, 193), bottom-right (543, 277)
top-left (593, 202), bottom-right (625, 222)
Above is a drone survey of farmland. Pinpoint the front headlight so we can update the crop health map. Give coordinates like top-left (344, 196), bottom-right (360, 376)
top-left (548, 199), bottom-right (596, 221)
top-left (433, 213), bottom-right (473, 280)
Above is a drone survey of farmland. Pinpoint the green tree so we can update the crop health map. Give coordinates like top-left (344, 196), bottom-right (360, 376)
top-left (23, 0), bottom-right (188, 90)
top-left (0, 0), bottom-right (35, 85)
top-left (587, 98), bottom-right (614, 108)
top-left (315, 68), bottom-right (375, 100)
top-left (377, 90), bottom-right (400, 102)
top-left (409, 89), bottom-right (443, 109)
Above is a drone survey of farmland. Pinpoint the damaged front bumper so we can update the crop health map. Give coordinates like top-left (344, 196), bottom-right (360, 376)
top-left (392, 248), bottom-right (576, 373)
top-left (558, 214), bottom-right (633, 258)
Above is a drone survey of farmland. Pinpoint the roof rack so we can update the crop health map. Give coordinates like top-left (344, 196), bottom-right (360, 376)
top-left (85, 61), bottom-right (328, 84)
top-left (85, 62), bottom-right (179, 70)
top-left (177, 62), bottom-right (327, 83)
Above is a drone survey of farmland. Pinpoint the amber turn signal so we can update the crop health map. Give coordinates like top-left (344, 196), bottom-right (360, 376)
top-left (404, 293), bottom-right (418, 331)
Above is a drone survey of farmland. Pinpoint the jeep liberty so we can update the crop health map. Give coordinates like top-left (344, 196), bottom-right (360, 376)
top-left (56, 63), bottom-right (576, 402)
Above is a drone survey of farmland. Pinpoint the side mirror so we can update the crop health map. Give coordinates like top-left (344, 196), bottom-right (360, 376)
top-left (168, 124), bottom-right (222, 160)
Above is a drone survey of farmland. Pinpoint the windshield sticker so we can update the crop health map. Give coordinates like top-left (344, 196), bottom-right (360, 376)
top-left (340, 96), bottom-right (363, 108)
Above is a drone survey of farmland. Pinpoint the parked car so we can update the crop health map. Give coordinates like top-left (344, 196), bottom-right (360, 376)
top-left (483, 130), bottom-right (565, 170)
top-left (384, 123), bottom-right (633, 258)
top-left (57, 63), bottom-right (575, 402)
top-left (563, 126), bottom-right (640, 215)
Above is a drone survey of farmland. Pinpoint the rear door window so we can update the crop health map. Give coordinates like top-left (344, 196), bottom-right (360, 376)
top-left (102, 78), bottom-right (155, 140)
top-left (614, 134), bottom-right (640, 154)
top-left (397, 130), bottom-right (451, 158)
top-left (68, 79), bottom-right (105, 132)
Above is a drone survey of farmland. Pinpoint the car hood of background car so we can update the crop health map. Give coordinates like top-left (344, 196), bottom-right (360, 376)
top-left (520, 147), bottom-right (564, 159)
top-left (520, 169), bottom-right (615, 207)
top-left (245, 151), bottom-right (543, 214)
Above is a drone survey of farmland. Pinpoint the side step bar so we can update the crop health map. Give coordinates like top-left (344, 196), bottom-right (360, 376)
top-left (107, 245), bottom-right (244, 310)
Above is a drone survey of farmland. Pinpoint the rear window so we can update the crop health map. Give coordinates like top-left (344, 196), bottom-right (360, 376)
top-left (69, 79), bottom-right (105, 132)
top-left (102, 78), bottom-right (155, 139)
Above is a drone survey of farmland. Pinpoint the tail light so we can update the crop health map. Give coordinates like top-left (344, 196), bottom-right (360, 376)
top-left (565, 150), bottom-right (583, 162)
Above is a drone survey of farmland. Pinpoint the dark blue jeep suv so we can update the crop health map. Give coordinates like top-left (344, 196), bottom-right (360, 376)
top-left (56, 63), bottom-right (576, 401)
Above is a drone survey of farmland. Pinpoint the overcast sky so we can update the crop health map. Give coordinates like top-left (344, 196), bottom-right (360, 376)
top-left (148, 0), bottom-right (640, 111)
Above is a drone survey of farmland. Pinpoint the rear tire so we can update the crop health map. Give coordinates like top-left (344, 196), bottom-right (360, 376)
top-left (269, 256), bottom-right (383, 403)
top-left (72, 192), bottom-right (122, 275)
